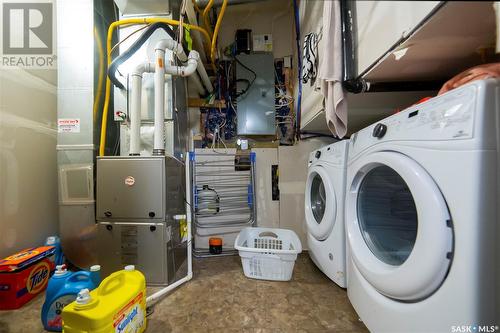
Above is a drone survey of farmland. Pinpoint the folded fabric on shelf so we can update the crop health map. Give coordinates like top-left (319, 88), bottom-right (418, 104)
top-left (317, 0), bottom-right (347, 138)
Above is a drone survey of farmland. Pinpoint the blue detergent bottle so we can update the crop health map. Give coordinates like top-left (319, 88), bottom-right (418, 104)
top-left (45, 236), bottom-right (65, 266)
top-left (41, 264), bottom-right (101, 331)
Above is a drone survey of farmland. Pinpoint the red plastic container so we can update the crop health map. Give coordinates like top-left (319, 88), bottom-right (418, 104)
top-left (0, 246), bottom-right (55, 310)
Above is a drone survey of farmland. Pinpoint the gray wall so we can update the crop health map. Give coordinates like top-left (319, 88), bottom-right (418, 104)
top-left (0, 68), bottom-right (58, 257)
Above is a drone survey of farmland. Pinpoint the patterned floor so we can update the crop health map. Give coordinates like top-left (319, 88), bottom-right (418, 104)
top-left (0, 254), bottom-right (367, 333)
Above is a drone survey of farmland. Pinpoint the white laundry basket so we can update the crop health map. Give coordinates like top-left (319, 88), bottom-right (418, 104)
top-left (234, 227), bottom-right (302, 281)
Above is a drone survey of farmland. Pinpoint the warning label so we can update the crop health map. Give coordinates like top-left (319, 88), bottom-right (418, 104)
top-left (57, 119), bottom-right (80, 133)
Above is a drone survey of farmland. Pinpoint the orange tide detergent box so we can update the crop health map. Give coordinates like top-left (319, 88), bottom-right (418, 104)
top-left (0, 246), bottom-right (55, 310)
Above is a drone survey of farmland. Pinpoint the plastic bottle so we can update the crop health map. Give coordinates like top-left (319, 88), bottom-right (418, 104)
top-left (41, 264), bottom-right (101, 331)
top-left (197, 185), bottom-right (220, 214)
top-left (45, 236), bottom-right (65, 266)
top-left (62, 265), bottom-right (147, 333)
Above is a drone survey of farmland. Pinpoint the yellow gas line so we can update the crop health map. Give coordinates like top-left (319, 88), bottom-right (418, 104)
top-left (99, 18), bottom-right (214, 156)
top-left (202, 0), bottom-right (215, 38)
top-left (210, 0), bottom-right (227, 62)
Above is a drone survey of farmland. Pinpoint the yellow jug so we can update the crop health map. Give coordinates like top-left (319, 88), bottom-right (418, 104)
top-left (62, 265), bottom-right (147, 333)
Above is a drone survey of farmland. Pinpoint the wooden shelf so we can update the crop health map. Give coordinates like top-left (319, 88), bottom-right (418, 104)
top-left (188, 98), bottom-right (226, 108)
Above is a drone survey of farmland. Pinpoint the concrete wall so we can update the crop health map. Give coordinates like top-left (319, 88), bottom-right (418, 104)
top-left (0, 68), bottom-right (58, 258)
top-left (253, 148), bottom-right (279, 229)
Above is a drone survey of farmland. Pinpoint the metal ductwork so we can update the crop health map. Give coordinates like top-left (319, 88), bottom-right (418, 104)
top-left (114, 0), bottom-right (170, 16)
top-left (56, 0), bottom-right (100, 269)
top-left (195, 0), bottom-right (267, 8)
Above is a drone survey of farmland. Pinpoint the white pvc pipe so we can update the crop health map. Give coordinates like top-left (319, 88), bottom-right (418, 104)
top-left (129, 62), bottom-right (154, 156)
top-left (164, 51), bottom-right (199, 76)
top-left (129, 74), bottom-right (142, 156)
top-left (153, 42), bottom-right (201, 155)
top-left (153, 47), bottom-right (166, 154)
top-left (197, 61), bottom-right (213, 93)
top-left (129, 42), bottom-right (203, 156)
top-left (183, 0), bottom-right (213, 93)
top-left (157, 35), bottom-right (212, 94)
top-left (146, 273), bottom-right (193, 306)
top-left (189, 74), bottom-right (205, 96)
top-left (184, 0), bottom-right (208, 64)
top-left (157, 36), bottom-right (212, 94)
top-left (185, 154), bottom-right (193, 283)
top-left (146, 154), bottom-right (193, 306)
top-left (156, 39), bottom-right (187, 62)
top-left (153, 40), bottom-right (201, 155)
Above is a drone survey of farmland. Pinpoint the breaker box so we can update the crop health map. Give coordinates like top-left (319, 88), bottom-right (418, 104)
top-left (236, 53), bottom-right (276, 135)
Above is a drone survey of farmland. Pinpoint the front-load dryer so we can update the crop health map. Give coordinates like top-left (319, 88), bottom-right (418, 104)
top-left (345, 79), bottom-right (500, 332)
top-left (305, 140), bottom-right (349, 288)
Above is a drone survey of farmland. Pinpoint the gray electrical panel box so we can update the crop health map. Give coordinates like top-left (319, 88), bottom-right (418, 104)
top-left (236, 53), bottom-right (275, 135)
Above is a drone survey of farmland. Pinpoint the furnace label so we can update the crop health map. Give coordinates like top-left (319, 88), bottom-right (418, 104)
top-left (57, 119), bottom-right (80, 133)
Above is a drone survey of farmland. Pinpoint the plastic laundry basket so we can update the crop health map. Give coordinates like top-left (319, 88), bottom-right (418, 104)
top-left (234, 227), bottom-right (302, 281)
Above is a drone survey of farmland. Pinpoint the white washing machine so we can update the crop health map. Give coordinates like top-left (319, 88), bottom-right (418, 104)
top-left (346, 79), bottom-right (500, 332)
top-left (305, 140), bottom-right (349, 288)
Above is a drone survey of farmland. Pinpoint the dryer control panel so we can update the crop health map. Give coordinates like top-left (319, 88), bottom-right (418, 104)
top-left (349, 79), bottom-right (500, 157)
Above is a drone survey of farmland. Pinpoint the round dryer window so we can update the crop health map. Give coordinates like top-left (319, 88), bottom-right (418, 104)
top-left (357, 166), bottom-right (418, 266)
top-left (305, 165), bottom-right (336, 240)
top-left (310, 174), bottom-right (326, 223)
top-left (346, 151), bottom-right (453, 301)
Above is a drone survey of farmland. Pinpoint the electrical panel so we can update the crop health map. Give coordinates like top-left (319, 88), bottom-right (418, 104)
top-left (236, 53), bottom-right (276, 135)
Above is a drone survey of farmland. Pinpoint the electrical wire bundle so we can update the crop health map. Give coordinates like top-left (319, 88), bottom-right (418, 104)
top-left (274, 64), bottom-right (295, 145)
top-left (202, 60), bottom-right (237, 148)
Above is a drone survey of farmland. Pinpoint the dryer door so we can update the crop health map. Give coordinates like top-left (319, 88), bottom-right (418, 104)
top-left (305, 164), bottom-right (337, 240)
top-left (346, 151), bottom-right (453, 301)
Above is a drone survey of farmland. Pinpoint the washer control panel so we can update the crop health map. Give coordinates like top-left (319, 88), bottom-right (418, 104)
top-left (308, 140), bottom-right (349, 166)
